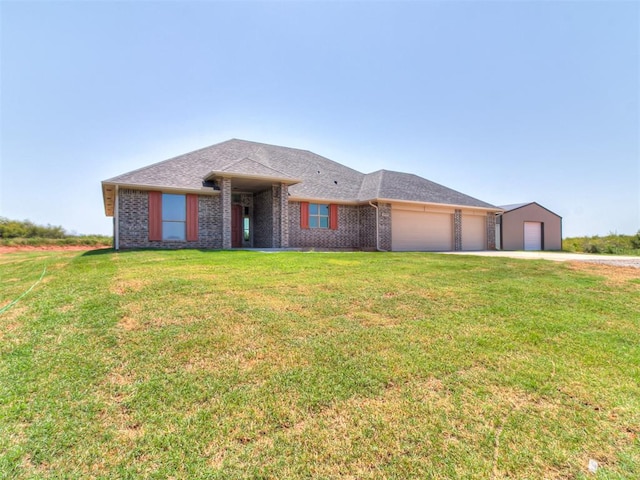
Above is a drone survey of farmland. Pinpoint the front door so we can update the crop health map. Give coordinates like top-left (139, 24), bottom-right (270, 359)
top-left (232, 204), bottom-right (243, 247)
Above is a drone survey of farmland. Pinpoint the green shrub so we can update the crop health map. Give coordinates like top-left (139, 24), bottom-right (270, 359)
top-left (0, 217), bottom-right (65, 239)
top-left (583, 243), bottom-right (601, 254)
top-left (0, 217), bottom-right (111, 247)
top-left (563, 232), bottom-right (640, 256)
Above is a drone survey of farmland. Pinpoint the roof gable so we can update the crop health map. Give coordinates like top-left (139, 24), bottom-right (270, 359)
top-left (499, 202), bottom-right (561, 218)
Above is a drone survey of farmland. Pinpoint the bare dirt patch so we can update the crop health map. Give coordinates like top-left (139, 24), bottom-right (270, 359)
top-left (0, 245), bottom-right (109, 254)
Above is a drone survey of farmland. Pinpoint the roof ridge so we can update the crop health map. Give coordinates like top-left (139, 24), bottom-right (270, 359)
top-left (357, 169), bottom-right (385, 200)
top-left (231, 138), bottom-right (323, 157)
top-left (233, 139), bottom-right (367, 177)
top-left (220, 156), bottom-right (294, 178)
top-left (376, 169), bottom-right (385, 198)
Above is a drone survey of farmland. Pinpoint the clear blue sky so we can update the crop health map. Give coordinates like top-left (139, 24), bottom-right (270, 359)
top-left (1, 0), bottom-right (638, 237)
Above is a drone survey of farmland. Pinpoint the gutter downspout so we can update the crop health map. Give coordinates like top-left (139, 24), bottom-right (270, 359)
top-left (369, 201), bottom-right (388, 252)
top-left (114, 185), bottom-right (120, 251)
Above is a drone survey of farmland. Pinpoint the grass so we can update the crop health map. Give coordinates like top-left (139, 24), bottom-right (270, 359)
top-left (0, 249), bottom-right (638, 479)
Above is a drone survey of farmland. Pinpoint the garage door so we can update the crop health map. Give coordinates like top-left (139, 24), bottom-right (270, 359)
top-left (392, 210), bottom-right (453, 251)
top-left (524, 222), bottom-right (542, 250)
top-left (462, 215), bottom-right (486, 250)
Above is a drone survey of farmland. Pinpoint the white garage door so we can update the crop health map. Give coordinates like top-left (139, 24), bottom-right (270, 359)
top-left (524, 222), bottom-right (542, 250)
top-left (392, 210), bottom-right (453, 251)
top-left (462, 215), bottom-right (486, 251)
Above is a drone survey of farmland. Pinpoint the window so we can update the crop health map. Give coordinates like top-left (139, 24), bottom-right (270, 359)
top-left (300, 202), bottom-right (338, 230)
top-left (243, 217), bottom-right (250, 241)
top-left (162, 194), bottom-right (186, 240)
top-left (309, 203), bottom-right (329, 228)
top-left (148, 191), bottom-right (198, 242)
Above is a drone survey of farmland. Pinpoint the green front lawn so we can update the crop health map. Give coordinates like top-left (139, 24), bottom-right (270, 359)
top-left (1, 250), bottom-right (638, 478)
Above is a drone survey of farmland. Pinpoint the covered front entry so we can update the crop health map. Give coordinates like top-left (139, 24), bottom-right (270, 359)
top-left (210, 171), bottom-right (298, 249)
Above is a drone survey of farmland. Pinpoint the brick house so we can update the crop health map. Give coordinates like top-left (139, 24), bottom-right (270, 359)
top-left (102, 139), bottom-right (501, 251)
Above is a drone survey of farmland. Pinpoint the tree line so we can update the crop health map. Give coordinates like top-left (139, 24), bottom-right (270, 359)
top-left (0, 217), bottom-right (67, 238)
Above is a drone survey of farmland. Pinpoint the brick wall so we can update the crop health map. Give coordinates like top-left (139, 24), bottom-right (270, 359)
top-left (358, 203), bottom-right (392, 250)
top-left (272, 186), bottom-right (282, 248)
top-left (454, 209), bottom-right (462, 251)
top-left (486, 212), bottom-right (496, 250)
top-left (279, 184), bottom-right (289, 248)
top-left (118, 189), bottom-right (148, 248)
top-left (289, 202), bottom-right (363, 249)
top-left (254, 189), bottom-right (273, 248)
top-left (221, 178), bottom-right (232, 249)
top-left (378, 203), bottom-right (392, 251)
top-left (359, 204), bottom-right (377, 249)
top-left (117, 189), bottom-right (222, 249)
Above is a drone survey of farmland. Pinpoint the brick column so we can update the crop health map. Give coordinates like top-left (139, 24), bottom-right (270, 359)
top-left (280, 183), bottom-right (289, 248)
top-left (221, 177), bottom-right (232, 249)
top-left (379, 203), bottom-right (392, 251)
top-left (486, 212), bottom-right (496, 250)
top-left (454, 209), bottom-right (462, 251)
top-left (271, 185), bottom-right (281, 248)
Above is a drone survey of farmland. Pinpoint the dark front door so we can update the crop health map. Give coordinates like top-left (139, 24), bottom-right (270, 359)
top-left (232, 204), bottom-right (243, 247)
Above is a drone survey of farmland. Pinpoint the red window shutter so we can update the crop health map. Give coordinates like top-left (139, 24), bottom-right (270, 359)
top-left (300, 202), bottom-right (309, 229)
top-left (329, 204), bottom-right (338, 230)
top-left (186, 194), bottom-right (199, 242)
top-left (148, 191), bottom-right (162, 241)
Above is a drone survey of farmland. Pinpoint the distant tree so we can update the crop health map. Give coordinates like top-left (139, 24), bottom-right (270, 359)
top-left (0, 217), bottom-right (66, 239)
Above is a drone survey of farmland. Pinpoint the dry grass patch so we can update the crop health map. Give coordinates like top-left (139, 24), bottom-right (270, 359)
top-left (109, 277), bottom-right (152, 295)
top-left (567, 261), bottom-right (640, 286)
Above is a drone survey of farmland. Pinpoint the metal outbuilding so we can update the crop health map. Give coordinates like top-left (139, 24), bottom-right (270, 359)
top-left (496, 202), bottom-right (562, 251)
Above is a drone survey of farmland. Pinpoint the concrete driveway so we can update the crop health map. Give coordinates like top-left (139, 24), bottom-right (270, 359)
top-left (440, 251), bottom-right (640, 268)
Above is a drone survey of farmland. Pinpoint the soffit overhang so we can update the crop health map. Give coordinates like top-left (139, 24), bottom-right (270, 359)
top-left (204, 171), bottom-right (302, 194)
top-left (377, 198), bottom-right (503, 212)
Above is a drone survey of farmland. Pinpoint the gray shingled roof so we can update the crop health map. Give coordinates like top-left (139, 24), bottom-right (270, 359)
top-left (103, 139), bottom-right (497, 209)
top-left (364, 170), bottom-right (496, 209)
top-left (213, 157), bottom-right (295, 179)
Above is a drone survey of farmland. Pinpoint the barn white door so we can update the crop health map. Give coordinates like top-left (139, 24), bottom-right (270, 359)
top-left (524, 222), bottom-right (542, 250)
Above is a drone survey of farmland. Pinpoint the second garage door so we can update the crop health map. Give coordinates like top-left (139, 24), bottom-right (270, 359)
top-left (392, 209), bottom-right (453, 251)
top-left (462, 215), bottom-right (486, 251)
